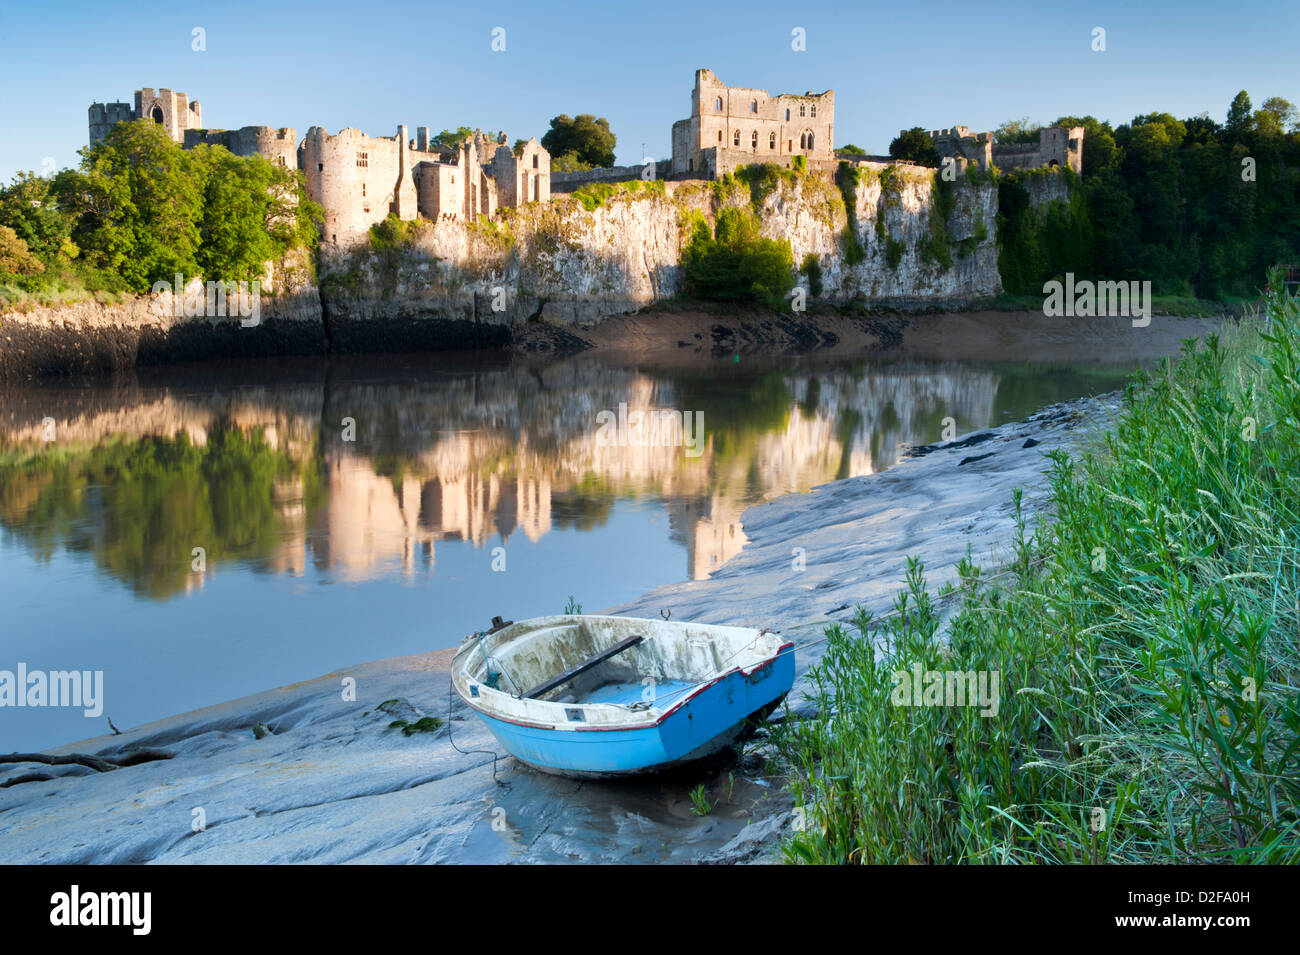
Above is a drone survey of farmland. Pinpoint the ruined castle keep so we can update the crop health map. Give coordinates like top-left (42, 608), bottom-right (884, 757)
top-left (671, 69), bottom-right (836, 178)
top-left (925, 124), bottom-right (1084, 175)
top-left (89, 88), bottom-right (202, 146)
top-left (88, 89), bottom-right (551, 251)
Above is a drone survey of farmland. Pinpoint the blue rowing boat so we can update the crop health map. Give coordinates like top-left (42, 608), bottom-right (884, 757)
top-left (451, 614), bottom-right (793, 778)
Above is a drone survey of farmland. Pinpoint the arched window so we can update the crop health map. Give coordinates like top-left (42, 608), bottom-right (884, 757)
top-left (769, 131), bottom-right (776, 150)
top-left (751, 130), bottom-right (758, 148)
top-left (808, 131), bottom-right (815, 150)
top-left (799, 104), bottom-right (806, 117)
top-left (150, 105), bottom-right (164, 124)
top-left (733, 129), bottom-right (740, 147)
top-left (750, 99), bottom-right (757, 113)
top-left (785, 108), bottom-right (790, 121)
top-left (717, 130), bottom-right (723, 143)
top-left (799, 132), bottom-right (806, 149)
top-left (811, 104), bottom-right (817, 118)
top-left (715, 96), bottom-right (723, 111)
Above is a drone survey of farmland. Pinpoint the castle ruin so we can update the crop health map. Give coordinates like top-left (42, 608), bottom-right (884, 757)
top-left (671, 69), bottom-right (836, 178)
top-left (88, 89), bottom-right (550, 251)
top-left (86, 75), bottom-right (1080, 255)
top-left (924, 124), bottom-right (1084, 175)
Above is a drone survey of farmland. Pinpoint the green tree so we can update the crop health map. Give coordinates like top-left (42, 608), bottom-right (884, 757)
top-left (1256, 97), bottom-right (1298, 137)
top-left (541, 114), bottom-right (617, 168)
top-left (51, 120), bottom-right (206, 289)
top-left (681, 208), bottom-right (795, 306)
top-left (993, 117), bottom-right (1041, 145)
top-left (432, 127), bottom-right (474, 148)
top-left (0, 225), bottom-right (45, 276)
top-left (1225, 90), bottom-right (1253, 140)
top-left (0, 172), bottom-right (77, 264)
top-left (888, 128), bottom-right (940, 167)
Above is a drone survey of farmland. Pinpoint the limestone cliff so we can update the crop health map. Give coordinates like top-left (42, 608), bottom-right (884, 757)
top-left (317, 165), bottom-right (1001, 349)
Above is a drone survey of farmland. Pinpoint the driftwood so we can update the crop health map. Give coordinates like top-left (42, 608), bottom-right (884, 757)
top-left (0, 749), bottom-right (174, 787)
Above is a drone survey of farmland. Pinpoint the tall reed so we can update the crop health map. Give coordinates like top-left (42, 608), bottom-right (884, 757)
top-left (777, 273), bottom-right (1300, 863)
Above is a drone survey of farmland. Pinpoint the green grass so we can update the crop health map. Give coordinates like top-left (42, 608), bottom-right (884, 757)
top-left (775, 274), bottom-right (1300, 864)
top-left (571, 179), bottom-right (665, 212)
top-left (689, 783), bottom-right (714, 816)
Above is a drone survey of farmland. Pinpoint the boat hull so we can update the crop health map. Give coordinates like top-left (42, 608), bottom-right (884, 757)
top-left (464, 645), bottom-right (793, 778)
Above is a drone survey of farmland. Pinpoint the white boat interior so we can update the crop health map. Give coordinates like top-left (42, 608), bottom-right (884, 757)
top-left (453, 615), bottom-right (784, 724)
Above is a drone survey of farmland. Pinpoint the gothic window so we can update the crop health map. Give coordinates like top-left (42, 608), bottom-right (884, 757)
top-left (733, 129), bottom-right (740, 147)
top-left (808, 131), bottom-right (815, 150)
top-left (150, 105), bottom-right (164, 124)
top-left (800, 132), bottom-right (806, 149)
top-left (715, 96), bottom-right (723, 111)
top-left (752, 130), bottom-right (758, 148)
top-left (799, 104), bottom-right (806, 117)
top-left (356, 151), bottom-right (368, 168)
top-left (811, 104), bottom-right (817, 118)
top-left (750, 99), bottom-right (757, 113)
top-left (769, 132), bottom-right (776, 150)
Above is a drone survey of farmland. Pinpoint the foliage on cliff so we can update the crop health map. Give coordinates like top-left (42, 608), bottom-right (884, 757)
top-left (0, 120), bottom-right (321, 301)
top-left (680, 207), bottom-right (795, 307)
top-left (997, 91), bottom-right (1300, 300)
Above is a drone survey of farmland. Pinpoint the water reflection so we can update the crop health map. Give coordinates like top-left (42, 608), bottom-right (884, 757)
top-left (0, 356), bottom-right (1132, 599)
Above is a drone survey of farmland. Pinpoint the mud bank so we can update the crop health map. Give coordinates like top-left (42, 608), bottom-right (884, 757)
top-left (0, 391), bottom-right (1120, 864)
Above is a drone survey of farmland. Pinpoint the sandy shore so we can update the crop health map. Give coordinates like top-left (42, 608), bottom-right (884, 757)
top-left (0, 388), bottom-right (1123, 864)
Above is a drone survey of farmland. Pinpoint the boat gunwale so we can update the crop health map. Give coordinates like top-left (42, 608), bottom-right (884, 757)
top-left (450, 615), bottom-right (791, 732)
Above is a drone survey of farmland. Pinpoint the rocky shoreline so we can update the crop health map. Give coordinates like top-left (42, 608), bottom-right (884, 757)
top-left (0, 391), bottom-right (1120, 864)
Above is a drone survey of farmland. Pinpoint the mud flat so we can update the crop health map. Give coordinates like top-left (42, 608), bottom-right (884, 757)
top-left (0, 387), bottom-right (1124, 864)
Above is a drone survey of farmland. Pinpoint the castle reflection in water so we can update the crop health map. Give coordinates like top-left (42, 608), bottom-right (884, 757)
top-left (0, 356), bottom-right (1025, 593)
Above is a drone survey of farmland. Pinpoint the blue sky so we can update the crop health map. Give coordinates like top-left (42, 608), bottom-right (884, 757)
top-left (0, 0), bottom-right (1296, 181)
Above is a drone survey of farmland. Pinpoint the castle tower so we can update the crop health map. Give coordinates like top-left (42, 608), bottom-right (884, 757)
top-left (134, 88), bottom-right (202, 143)
top-left (88, 88), bottom-right (202, 146)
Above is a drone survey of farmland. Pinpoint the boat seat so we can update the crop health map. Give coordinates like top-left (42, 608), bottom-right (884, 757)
top-left (523, 634), bottom-right (644, 700)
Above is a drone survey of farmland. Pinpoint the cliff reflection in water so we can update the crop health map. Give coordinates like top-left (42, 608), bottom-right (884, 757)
top-left (0, 356), bottom-right (1118, 600)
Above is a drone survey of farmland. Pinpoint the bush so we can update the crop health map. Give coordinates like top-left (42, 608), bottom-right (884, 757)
top-left (681, 208), bottom-right (795, 307)
top-left (801, 253), bottom-right (823, 297)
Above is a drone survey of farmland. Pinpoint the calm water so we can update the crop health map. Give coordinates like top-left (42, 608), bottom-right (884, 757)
top-left (0, 350), bottom-right (1137, 749)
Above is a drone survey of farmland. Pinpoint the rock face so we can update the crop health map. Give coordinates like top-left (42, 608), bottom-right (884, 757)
top-left (0, 251), bottom-right (324, 380)
top-left (316, 168), bottom-right (1001, 351)
top-left (1, 167), bottom-right (1005, 373)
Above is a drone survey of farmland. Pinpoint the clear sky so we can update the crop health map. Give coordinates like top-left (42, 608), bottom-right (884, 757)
top-left (1, 0), bottom-right (1296, 181)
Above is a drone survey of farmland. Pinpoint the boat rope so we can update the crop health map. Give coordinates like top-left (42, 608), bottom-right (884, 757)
top-left (446, 678), bottom-right (511, 788)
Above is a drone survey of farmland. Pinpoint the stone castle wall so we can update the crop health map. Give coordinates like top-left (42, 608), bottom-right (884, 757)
top-left (672, 69), bottom-right (835, 177)
top-left (184, 126), bottom-right (298, 168)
